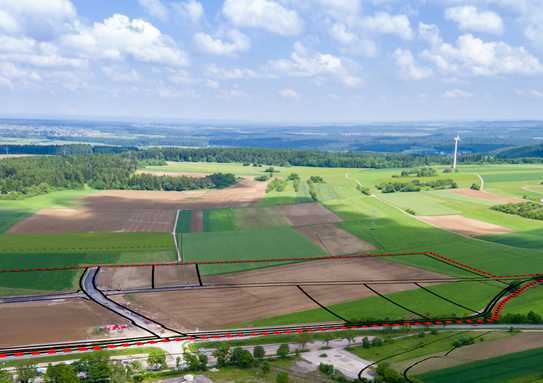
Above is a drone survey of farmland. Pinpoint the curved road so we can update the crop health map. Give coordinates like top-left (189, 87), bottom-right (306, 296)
top-left (81, 267), bottom-right (180, 338)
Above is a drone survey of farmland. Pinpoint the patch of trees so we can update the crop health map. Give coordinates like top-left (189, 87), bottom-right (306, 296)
top-left (0, 144), bottom-right (131, 156)
top-left (356, 184), bottom-right (371, 196)
top-left (497, 311), bottom-right (543, 324)
top-left (359, 363), bottom-right (423, 383)
top-left (0, 155), bottom-right (236, 199)
top-left (376, 179), bottom-right (458, 193)
top-left (492, 202), bottom-right (543, 221)
top-left (266, 178), bottom-right (288, 193)
top-left (399, 167), bottom-right (437, 177)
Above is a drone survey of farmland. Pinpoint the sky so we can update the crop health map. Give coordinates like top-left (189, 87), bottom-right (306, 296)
top-left (0, 0), bottom-right (542, 123)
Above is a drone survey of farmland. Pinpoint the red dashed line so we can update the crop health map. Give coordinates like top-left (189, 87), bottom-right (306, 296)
top-left (490, 279), bottom-right (543, 321)
top-left (426, 252), bottom-right (497, 278)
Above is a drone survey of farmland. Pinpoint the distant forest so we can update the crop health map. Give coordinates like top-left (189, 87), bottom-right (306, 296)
top-left (0, 155), bottom-right (236, 199)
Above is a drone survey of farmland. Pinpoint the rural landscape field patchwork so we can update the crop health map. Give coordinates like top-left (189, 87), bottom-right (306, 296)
top-left (1, 150), bottom-right (543, 382)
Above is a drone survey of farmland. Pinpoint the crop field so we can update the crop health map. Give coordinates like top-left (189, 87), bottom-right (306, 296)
top-left (418, 346), bottom-right (543, 383)
top-left (181, 226), bottom-right (327, 275)
top-left (379, 192), bottom-right (459, 216)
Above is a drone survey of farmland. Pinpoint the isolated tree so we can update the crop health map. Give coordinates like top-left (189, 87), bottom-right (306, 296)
top-left (260, 362), bottom-right (271, 375)
top-left (45, 364), bottom-right (78, 383)
top-left (277, 344), bottom-right (290, 359)
top-left (197, 353), bottom-right (208, 371)
top-left (15, 363), bottom-right (37, 383)
top-left (76, 351), bottom-right (111, 383)
top-left (229, 348), bottom-right (255, 369)
top-left (253, 346), bottom-right (265, 361)
top-left (322, 333), bottom-right (335, 348)
top-left (147, 349), bottom-right (167, 370)
top-left (344, 331), bottom-right (357, 345)
top-left (213, 344), bottom-right (231, 367)
top-left (109, 362), bottom-right (129, 383)
top-left (297, 333), bottom-right (313, 351)
top-left (362, 337), bottom-right (371, 349)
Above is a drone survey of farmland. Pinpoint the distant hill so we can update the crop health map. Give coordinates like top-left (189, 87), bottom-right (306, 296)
top-left (498, 144), bottom-right (543, 158)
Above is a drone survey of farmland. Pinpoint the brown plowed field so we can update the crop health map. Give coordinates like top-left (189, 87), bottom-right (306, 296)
top-left (0, 299), bottom-right (136, 348)
top-left (416, 215), bottom-right (512, 237)
top-left (275, 203), bottom-right (341, 226)
top-left (296, 224), bottom-right (376, 255)
top-left (398, 333), bottom-right (543, 374)
top-left (155, 264), bottom-right (200, 287)
top-left (204, 257), bottom-right (448, 285)
top-left (191, 210), bottom-right (204, 232)
top-left (115, 258), bottom-right (449, 330)
top-left (450, 188), bottom-right (523, 204)
top-left (96, 267), bottom-right (152, 290)
top-left (9, 178), bottom-right (265, 233)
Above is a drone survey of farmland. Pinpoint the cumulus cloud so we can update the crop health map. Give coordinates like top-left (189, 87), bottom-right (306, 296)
top-left (443, 89), bottom-right (473, 98)
top-left (394, 48), bottom-right (433, 80)
top-left (269, 42), bottom-right (363, 87)
top-left (515, 88), bottom-right (543, 98)
top-left (139, 0), bottom-right (168, 21)
top-left (102, 66), bottom-right (141, 82)
top-left (362, 12), bottom-right (413, 40)
top-left (172, 0), bottom-right (204, 24)
top-left (445, 6), bottom-right (503, 34)
top-left (0, 0), bottom-right (77, 38)
top-left (419, 24), bottom-right (543, 76)
top-left (279, 88), bottom-right (301, 100)
top-left (223, 0), bottom-right (303, 36)
top-left (205, 64), bottom-right (258, 80)
top-left (0, 61), bottom-right (41, 88)
top-left (61, 14), bottom-right (188, 66)
top-left (194, 29), bottom-right (250, 55)
top-left (329, 23), bottom-right (377, 57)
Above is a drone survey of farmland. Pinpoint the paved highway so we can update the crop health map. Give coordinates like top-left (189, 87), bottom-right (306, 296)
top-left (80, 267), bottom-right (180, 338)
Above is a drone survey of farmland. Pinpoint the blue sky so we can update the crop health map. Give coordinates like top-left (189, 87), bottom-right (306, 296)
top-left (0, 0), bottom-right (542, 122)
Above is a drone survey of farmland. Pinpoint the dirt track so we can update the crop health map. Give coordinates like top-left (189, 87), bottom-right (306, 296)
top-left (9, 178), bottom-right (266, 233)
top-left (114, 258), bottom-right (449, 330)
top-left (417, 215), bottom-right (512, 237)
top-left (0, 299), bottom-right (137, 348)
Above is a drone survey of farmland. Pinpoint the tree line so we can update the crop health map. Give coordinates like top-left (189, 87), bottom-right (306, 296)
top-left (0, 155), bottom-right (236, 199)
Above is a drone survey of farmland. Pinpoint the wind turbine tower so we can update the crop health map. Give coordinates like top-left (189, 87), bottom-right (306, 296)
top-left (453, 134), bottom-right (461, 170)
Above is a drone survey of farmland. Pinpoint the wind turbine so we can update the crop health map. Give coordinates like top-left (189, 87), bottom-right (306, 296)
top-left (453, 134), bottom-right (461, 170)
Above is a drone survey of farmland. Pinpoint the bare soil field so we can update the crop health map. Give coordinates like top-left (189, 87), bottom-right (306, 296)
top-left (275, 203), bottom-right (341, 226)
top-left (191, 210), bottom-right (204, 232)
top-left (0, 299), bottom-right (136, 348)
top-left (416, 215), bottom-right (512, 237)
top-left (450, 188), bottom-right (523, 204)
top-left (154, 264), bottom-right (200, 287)
top-left (398, 333), bottom-right (543, 375)
top-left (203, 258), bottom-right (448, 285)
top-left (96, 267), bottom-right (152, 290)
top-left (9, 178), bottom-right (265, 233)
top-left (296, 224), bottom-right (376, 255)
top-left (113, 258), bottom-right (449, 330)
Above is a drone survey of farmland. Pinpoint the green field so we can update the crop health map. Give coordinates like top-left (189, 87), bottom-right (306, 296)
top-left (176, 210), bottom-right (192, 234)
top-left (0, 188), bottom-right (95, 233)
top-left (204, 206), bottom-right (289, 232)
top-left (182, 226), bottom-right (326, 275)
top-left (418, 346), bottom-right (543, 383)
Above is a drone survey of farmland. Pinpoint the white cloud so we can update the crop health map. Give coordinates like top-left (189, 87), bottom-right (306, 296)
top-left (269, 42), bottom-right (363, 87)
top-left (419, 25), bottom-right (543, 76)
top-left (205, 64), bottom-right (258, 80)
top-left (138, 0), bottom-right (168, 21)
top-left (223, 0), bottom-right (303, 36)
top-left (102, 66), bottom-right (141, 82)
top-left (443, 89), bottom-right (473, 98)
top-left (0, 10), bottom-right (19, 34)
top-left (61, 14), bottom-right (188, 66)
top-left (329, 23), bottom-right (377, 57)
top-left (0, 0), bottom-right (77, 38)
top-left (445, 6), bottom-right (503, 34)
top-left (394, 48), bottom-right (433, 80)
top-left (362, 12), bottom-right (413, 40)
top-left (279, 88), bottom-right (301, 100)
top-left (0, 61), bottom-right (41, 88)
top-left (194, 29), bottom-right (250, 55)
top-left (172, 0), bottom-right (204, 24)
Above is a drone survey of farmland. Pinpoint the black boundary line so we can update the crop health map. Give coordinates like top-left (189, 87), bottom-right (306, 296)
top-left (85, 267), bottom-right (188, 338)
top-left (363, 283), bottom-right (431, 320)
top-left (414, 282), bottom-right (480, 313)
top-left (402, 331), bottom-right (491, 383)
top-left (357, 331), bottom-right (468, 381)
top-left (195, 264), bottom-right (203, 287)
top-left (424, 253), bottom-right (509, 286)
top-left (296, 285), bottom-right (352, 323)
top-left (151, 265), bottom-right (155, 289)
